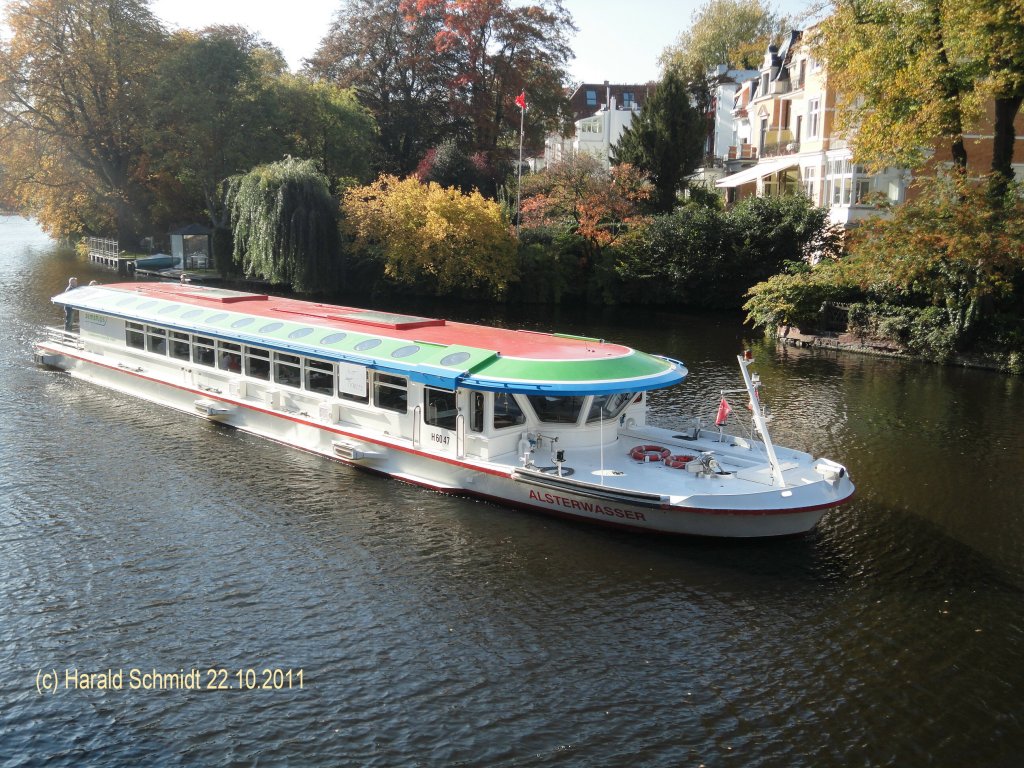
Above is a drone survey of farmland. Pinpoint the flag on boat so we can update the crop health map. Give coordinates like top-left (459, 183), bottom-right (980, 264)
top-left (715, 397), bottom-right (732, 426)
top-left (515, 91), bottom-right (527, 110)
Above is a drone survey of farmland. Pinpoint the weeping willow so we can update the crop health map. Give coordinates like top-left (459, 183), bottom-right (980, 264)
top-left (225, 158), bottom-right (342, 293)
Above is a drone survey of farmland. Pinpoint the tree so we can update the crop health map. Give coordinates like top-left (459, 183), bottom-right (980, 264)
top-left (147, 26), bottom-right (289, 258)
top-left (660, 0), bottom-right (782, 76)
top-left (271, 76), bottom-right (379, 191)
top-left (817, 0), bottom-right (1024, 190)
top-left (0, 0), bottom-right (165, 243)
top-left (342, 174), bottom-right (517, 295)
top-left (306, 0), bottom-right (455, 174)
top-left (408, 0), bottom-right (576, 151)
top-left (612, 69), bottom-right (705, 213)
top-left (225, 158), bottom-right (342, 293)
top-left (519, 154), bottom-right (651, 266)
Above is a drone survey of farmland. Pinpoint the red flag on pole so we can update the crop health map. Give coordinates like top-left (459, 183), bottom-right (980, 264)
top-left (715, 397), bottom-right (732, 426)
top-left (515, 91), bottom-right (527, 110)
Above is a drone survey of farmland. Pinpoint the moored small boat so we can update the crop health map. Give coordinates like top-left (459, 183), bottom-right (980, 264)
top-left (34, 282), bottom-right (854, 537)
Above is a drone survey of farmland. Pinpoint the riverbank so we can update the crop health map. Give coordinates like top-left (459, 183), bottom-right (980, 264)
top-left (779, 325), bottom-right (1020, 374)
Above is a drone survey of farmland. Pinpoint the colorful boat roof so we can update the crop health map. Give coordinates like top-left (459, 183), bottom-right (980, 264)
top-left (56, 283), bottom-right (687, 395)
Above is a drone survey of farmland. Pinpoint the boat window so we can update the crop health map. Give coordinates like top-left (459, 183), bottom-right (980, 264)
top-left (470, 391), bottom-right (485, 433)
top-left (321, 332), bottom-right (347, 345)
top-left (424, 387), bottom-right (457, 430)
top-left (274, 352), bottom-right (301, 388)
top-left (244, 346), bottom-right (270, 380)
top-left (526, 395), bottom-right (586, 424)
top-left (373, 372), bottom-right (407, 413)
top-left (193, 336), bottom-right (216, 367)
top-left (232, 317), bottom-right (254, 329)
top-left (126, 322), bottom-right (145, 350)
top-left (217, 341), bottom-right (242, 372)
top-left (355, 338), bottom-right (381, 352)
top-left (338, 363), bottom-right (368, 403)
top-left (169, 331), bottom-right (191, 361)
top-left (493, 393), bottom-right (526, 430)
top-left (145, 326), bottom-right (167, 355)
top-left (585, 392), bottom-right (636, 423)
top-left (305, 359), bottom-right (335, 396)
top-left (391, 344), bottom-right (420, 359)
top-left (288, 327), bottom-right (314, 340)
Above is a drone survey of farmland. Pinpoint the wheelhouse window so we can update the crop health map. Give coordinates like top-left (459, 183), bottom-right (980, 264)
top-left (193, 336), bottom-right (216, 367)
top-left (373, 372), bottom-right (407, 413)
top-left (470, 391), bottom-right (485, 433)
top-left (586, 393), bottom-right (636, 423)
top-left (169, 331), bottom-right (190, 361)
top-left (527, 395), bottom-right (586, 424)
top-left (305, 359), bottom-right (335, 396)
top-left (145, 326), bottom-right (167, 355)
top-left (424, 387), bottom-right (457, 430)
top-left (217, 341), bottom-right (242, 372)
top-left (493, 393), bottom-right (525, 430)
top-left (244, 346), bottom-right (270, 380)
top-left (126, 322), bottom-right (145, 350)
top-left (274, 352), bottom-right (301, 388)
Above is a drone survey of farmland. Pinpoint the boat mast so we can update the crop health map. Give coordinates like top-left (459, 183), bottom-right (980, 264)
top-left (737, 353), bottom-right (786, 488)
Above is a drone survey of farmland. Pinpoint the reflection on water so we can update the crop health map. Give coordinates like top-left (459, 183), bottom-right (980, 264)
top-left (1, 216), bottom-right (1023, 767)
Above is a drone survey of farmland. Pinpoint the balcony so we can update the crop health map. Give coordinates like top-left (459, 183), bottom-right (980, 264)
top-left (761, 130), bottom-right (800, 158)
top-left (727, 144), bottom-right (758, 161)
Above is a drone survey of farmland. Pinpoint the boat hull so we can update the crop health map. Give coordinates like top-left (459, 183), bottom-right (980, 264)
top-left (34, 342), bottom-right (849, 538)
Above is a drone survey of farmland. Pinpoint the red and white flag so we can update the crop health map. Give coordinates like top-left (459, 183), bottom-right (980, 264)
top-left (515, 91), bottom-right (527, 110)
top-left (715, 397), bottom-right (732, 426)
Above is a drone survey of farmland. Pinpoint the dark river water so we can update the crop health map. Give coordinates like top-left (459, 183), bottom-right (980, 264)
top-left (2, 215), bottom-right (1023, 767)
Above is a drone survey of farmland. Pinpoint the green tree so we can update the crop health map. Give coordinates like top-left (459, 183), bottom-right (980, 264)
top-left (225, 158), bottom-right (342, 293)
top-left (0, 0), bottom-right (165, 242)
top-left (147, 26), bottom-right (288, 258)
top-left (660, 0), bottom-right (782, 75)
top-left (611, 69), bottom-right (705, 213)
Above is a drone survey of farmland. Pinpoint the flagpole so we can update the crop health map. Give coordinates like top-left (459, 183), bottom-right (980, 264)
top-left (515, 96), bottom-right (525, 236)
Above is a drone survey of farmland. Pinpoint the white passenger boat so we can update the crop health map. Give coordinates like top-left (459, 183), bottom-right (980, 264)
top-left (34, 282), bottom-right (854, 537)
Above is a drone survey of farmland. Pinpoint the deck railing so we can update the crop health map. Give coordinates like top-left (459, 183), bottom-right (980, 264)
top-left (43, 326), bottom-right (84, 349)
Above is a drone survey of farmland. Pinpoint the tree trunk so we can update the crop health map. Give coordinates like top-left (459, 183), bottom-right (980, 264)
top-left (990, 93), bottom-right (1024, 199)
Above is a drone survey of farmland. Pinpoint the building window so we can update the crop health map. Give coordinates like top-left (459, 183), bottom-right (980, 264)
top-left (373, 372), bottom-right (407, 413)
top-left (622, 91), bottom-right (635, 108)
top-left (802, 166), bottom-right (817, 201)
top-left (586, 89), bottom-right (597, 107)
top-left (824, 158), bottom-right (873, 207)
top-left (807, 99), bottom-right (821, 139)
top-left (424, 387), bottom-right (458, 430)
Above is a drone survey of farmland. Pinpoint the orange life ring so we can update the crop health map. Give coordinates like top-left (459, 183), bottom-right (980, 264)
top-left (665, 454), bottom-right (696, 469)
top-left (630, 444), bottom-right (671, 462)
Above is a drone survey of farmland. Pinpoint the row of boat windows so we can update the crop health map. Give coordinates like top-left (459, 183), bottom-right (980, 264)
top-left (124, 322), bottom-right (637, 428)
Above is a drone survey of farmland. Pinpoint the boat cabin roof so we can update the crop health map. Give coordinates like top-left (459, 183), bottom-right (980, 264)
top-left (56, 283), bottom-right (686, 394)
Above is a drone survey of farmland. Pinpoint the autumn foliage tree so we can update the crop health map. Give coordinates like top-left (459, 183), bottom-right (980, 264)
top-left (342, 174), bottom-right (517, 295)
top-left (519, 154), bottom-right (651, 266)
top-left (0, 0), bottom-right (165, 242)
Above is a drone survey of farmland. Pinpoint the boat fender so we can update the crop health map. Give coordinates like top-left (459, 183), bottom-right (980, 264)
top-left (630, 445), bottom-right (671, 463)
top-left (665, 454), bottom-right (696, 469)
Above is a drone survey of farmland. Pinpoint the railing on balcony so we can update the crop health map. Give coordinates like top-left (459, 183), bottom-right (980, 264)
top-left (727, 144), bottom-right (758, 161)
top-left (761, 130), bottom-right (800, 158)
